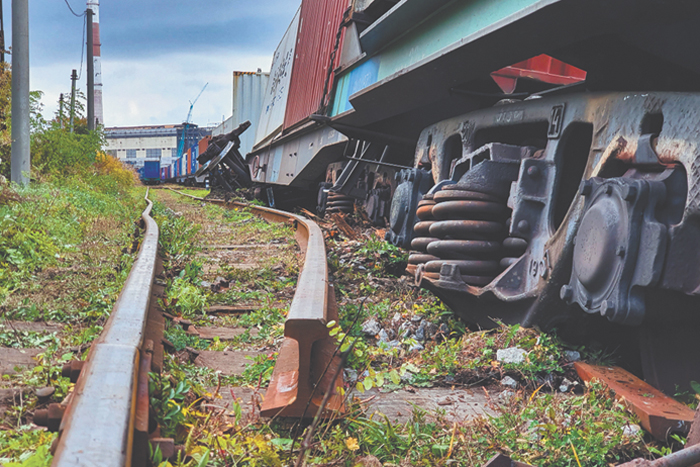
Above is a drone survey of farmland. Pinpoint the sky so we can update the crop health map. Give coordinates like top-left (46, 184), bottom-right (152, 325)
top-left (3, 0), bottom-right (300, 128)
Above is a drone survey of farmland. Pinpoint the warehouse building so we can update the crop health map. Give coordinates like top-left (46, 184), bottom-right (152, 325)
top-left (105, 124), bottom-right (212, 168)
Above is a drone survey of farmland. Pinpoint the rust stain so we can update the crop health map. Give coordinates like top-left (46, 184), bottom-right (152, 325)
top-left (574, 362), bottom-right (694, 441)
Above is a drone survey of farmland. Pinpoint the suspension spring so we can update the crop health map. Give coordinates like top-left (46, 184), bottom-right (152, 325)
top-left (407, 185), bottom-right (515, 286)
top-left (325, 192), bottom-right (355, 215)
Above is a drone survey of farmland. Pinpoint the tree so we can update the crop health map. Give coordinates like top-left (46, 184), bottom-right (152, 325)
top-left (0, 63), bottom-right (11, 180)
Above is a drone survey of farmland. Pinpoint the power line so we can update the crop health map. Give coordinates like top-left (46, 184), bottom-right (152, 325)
top-left (63, 0), bottom-right (85, 17)
top-left (77, 14), bottom-right (86, 79)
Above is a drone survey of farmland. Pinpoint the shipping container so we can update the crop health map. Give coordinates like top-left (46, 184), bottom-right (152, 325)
top-left (186, 148), bottom-right (192, 176)
top-left (282, 0), bottom-right (349, 131)
top-left (254, 8), bottom-right (300, 149)
top-left (198, 136), bottom-right (211, 156)
top-left (142, 160), bottom-right (160, 184)
top-left (191, 145), bottom-right (198, 174)
top-left (232, 71), bottom-right (269, 156)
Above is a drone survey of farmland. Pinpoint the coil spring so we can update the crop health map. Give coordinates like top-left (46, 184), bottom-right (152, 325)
top-left (325, 192), bottom-right (354, 215)
top-left (407, 185), bottom-right (520, 286)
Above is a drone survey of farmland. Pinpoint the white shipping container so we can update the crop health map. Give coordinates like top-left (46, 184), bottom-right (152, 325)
top-left (253, 8), bottom-right (300, 150)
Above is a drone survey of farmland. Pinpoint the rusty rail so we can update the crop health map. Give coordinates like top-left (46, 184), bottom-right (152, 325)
top-left (167, 188), bottom-right (344, 418)
top-left (51, 189), bottom-right (159, 467)
top-left (617, 444), bottom-right (700, 467)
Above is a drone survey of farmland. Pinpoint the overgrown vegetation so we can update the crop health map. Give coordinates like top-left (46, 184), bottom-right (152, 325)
top-left (0, 84), bottom-right (140, 465)
top-left (139, 190), bottom-right (675, 467)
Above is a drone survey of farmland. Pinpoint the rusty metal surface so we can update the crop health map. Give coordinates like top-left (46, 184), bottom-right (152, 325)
top-left (617, 444), bottom-right (700, 467)
top-left (52, 189), bottom-right (159, 467)
top-left (283, 0), bottom-right (348, 130)
top-left (132, 342), bottom-right (153, 467)
top-left (574, 362), bottom-right (694, 441)
top-left (686, 404), bottom-right (700, 447)
top-left (168, 189), bottom-right (344, 418)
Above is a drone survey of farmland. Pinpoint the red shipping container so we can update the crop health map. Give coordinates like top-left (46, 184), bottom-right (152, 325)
top-left (283, 0), bottom-right (350, 130)
top-left (186, 148), bottom-right (192, 175)
top-left (198, 136), bottom-right (211, 161)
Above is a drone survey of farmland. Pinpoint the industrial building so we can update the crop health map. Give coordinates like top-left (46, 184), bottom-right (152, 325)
top-left (104, 124), bottom-right (211, 168)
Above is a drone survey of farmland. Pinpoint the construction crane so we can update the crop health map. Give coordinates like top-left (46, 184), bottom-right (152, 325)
top-left (176, 82), bottom-right (208, 160)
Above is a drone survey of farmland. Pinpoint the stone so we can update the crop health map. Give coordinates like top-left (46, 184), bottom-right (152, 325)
top-left (424, 322), bottom-right (438, 339)
top-left (498, 390), bottom-right (515, 401)
top-left (414, 324), bottom-right (426, 342)
top-left (409, 342), bottom-right (424, 352)
top-left (411, 315), bottom-right (423, 323)
top-left (496, 347), bottom-right (527, 364)
top-left (501, 376), bottom-right (518, 389)
top-left (344, 369), bottom-right (358, 382)
top-left (35, 387), bottom-right (55, 402)
top-left (564, 350), bottom-right (581, 362)
top-left (559, 378), bottom-right (574, 393)
top-left (622, 424), bottom-right (642, 437)
top-left (377, 329), bottom-right (390, 343)
top-left (399, 321), bottom-right (413, 339)
top-left (362, 319), bottom-right (381, 336)
top-left (392, 312), bottom-right (402, 324)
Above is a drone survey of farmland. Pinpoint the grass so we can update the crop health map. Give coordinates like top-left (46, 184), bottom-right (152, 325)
top-left (0, 174), bottom-right (144, 465)
top-left (135, 191), bottom-right (680, 467)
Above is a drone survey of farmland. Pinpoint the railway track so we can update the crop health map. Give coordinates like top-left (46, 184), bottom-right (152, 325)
top-left (4, 186), bottom-right (700, 466)
top-left (37, 188), bottom-right (344, 465)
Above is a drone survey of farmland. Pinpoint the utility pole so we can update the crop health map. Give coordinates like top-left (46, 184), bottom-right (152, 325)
top-left (70, 70), bottom-right (77, 133)
top-left (59, 94), bottom-right (65, 129)
top-left (11, 0), bottom-right (30, 185)
top-left (0, 0), bottom-right (5, 64)
top-left (87, 8), bottom-right (94, 131)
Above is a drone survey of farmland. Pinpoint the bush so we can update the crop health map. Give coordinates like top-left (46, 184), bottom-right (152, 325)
top-left (31, 124), bottom-right (104, 178)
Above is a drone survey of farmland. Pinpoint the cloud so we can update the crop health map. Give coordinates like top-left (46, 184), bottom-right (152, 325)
top-left (8, 0), bottom-right (300, 128)
top-left (34, 50), bottom-right (273, 128)
top-left (9, 0), bottom-right (299, 65)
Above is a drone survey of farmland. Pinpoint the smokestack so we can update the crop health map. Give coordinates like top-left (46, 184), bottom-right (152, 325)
top-left (87, 0), bottom-right (103, 127)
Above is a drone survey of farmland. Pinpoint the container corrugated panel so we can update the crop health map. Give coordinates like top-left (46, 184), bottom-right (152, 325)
top-left (253, 9), bottom-right (300, 150)
top-left (198, 136), bottom-right (210, 156)
top-left (232, 71), bottom-right (269, 156)
top-left (283, 0), bottom-right (349, 130)
top-left (191, 146), bottom-right (198, 173)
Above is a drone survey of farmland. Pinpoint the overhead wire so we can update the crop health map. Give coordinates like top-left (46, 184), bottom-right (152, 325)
top-left (63, 0), bottom-right (85, 17)
top-left (77, 14), bottom-right (86, 79)
top-left (61, 0), bottom-right (87, 80)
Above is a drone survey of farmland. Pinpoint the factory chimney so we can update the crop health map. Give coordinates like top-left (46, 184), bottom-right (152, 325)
top-left (87, 0), bottom-right (103, 127)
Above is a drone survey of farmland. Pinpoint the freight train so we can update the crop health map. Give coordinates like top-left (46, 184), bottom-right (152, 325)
top-left (157, 134), bottom-right (212, 186)
top-left (201, 0), bottom-right (700, 393)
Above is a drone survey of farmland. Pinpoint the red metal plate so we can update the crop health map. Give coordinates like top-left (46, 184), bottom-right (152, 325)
top-left (574, 362), bottom-right (694, 441)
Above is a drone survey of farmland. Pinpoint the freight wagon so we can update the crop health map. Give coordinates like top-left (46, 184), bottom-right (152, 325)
top-left (140, 160), bottom-right (161, 185)
top-left (204, 0), bottom-right (700, 393)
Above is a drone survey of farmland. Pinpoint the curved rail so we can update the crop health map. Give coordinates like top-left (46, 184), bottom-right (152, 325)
top-left (167, 188), bottom-right (343, 418)
top-left (52, 189), bottom-right (159, 467)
